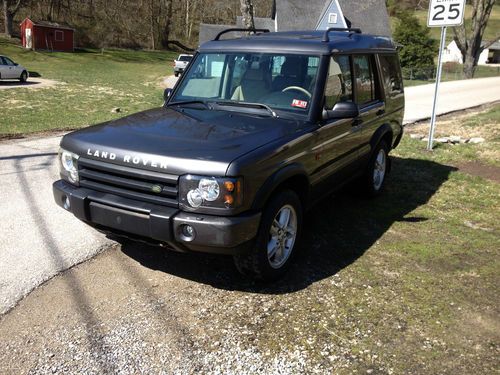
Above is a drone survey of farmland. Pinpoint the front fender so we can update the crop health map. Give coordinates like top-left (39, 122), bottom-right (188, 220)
top-left (251, 163), bottom-right (309, 211)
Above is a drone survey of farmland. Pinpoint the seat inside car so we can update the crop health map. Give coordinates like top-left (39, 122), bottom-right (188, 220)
top-left (231, 62), bottom-right (271, 103)
top-left (272, 56), bottom-right (304, 92)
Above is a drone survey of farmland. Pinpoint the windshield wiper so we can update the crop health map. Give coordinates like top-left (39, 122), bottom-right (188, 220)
top-left (215, 101), bottom-right (277, 118)
top-left (167, 100), bottom-right (211, 109)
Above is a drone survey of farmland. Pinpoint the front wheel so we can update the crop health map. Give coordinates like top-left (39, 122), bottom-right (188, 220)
top-left (234, 190), bottom-right (302, 281)
top-left (19, 71), bottom-right (28, 83)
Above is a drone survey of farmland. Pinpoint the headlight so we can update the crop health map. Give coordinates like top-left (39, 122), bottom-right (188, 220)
top-left (180, 175), bottom-right (242, 210)
top-left (59, 149), bottom-right (79, 185)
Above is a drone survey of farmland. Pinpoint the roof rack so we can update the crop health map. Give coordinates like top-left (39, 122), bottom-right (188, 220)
top-left (322, 27), bottom-right (362, 42)
top-left (214, 28), bottom-right (270, 41)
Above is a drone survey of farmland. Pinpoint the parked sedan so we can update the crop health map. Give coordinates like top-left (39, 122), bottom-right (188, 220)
top-left (0, 55), bottom-right (29, 82)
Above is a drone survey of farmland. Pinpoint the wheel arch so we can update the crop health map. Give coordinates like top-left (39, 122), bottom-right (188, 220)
top-left (251, 164), bottom-right (310, 211)
top-left (370, 123), bottom-right (394, 151)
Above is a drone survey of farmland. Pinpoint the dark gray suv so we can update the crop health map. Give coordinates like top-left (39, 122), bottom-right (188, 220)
top-left (53, 28), bottom-right (404, 280)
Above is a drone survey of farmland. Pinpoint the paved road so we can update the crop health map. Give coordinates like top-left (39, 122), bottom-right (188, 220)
top-left (0, 76), bottom-right (499, 314)
top-left (0, 135), bottom-right (110, 314)
top-left (403, 76), bottom-right (500, 124)
top-left (0, 78), bottom-right (59, 90)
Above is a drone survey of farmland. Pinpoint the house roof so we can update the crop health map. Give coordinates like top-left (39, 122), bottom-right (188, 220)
top-left (483, 40), bottom-right (500, 51)
top-left (236, 16), bottom-right (276, 31)
top-left (275, 0), bottom-right (391, 36)
top-left (22, 18), bottom-right (75, 31)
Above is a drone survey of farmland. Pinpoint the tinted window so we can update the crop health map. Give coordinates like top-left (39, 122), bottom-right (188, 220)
top-left (0, 57), bottom-right (5, 65)
top-left (378, 54), bottom-right (403, 96)
top-left (353, 55), bottom-right (378, 106)
top-left (325, 55), bottom-right (353, 109)
top-left (179, 55), bottom-right (192, 62)
top-left (3, 57), bottom-right (15, 66)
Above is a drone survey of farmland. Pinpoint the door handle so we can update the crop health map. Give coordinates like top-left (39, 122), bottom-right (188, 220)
top-left (353, 118), bottom-right (363, 127)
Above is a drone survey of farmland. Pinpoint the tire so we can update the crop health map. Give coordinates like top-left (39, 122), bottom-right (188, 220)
top-left (234, 190), bottom-right (302, 281)
top-left (361, 140), bottom-right (390, 197)
top-left (19, 71), bottom-right (28, 83)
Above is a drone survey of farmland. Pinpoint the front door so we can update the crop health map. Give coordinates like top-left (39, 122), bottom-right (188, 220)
top-left (25, 28), bottom-right (32, 49)
top-left (2, 57), bottom-right (19, 79)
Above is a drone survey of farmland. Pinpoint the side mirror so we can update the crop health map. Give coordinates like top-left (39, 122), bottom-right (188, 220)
top-left (163, 88), bottom-right (173, 102)
top-left (322, 102), bottom-right (359, 120)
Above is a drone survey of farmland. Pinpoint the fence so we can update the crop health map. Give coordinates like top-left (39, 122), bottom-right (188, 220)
top-left (402, 62), bottom-right (500, 84)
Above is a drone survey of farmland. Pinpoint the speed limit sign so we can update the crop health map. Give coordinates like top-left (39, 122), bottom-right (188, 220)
top-left (428, 0), bottom-right (466, 27)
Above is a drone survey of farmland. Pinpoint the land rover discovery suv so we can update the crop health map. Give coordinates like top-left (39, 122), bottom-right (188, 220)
top-left (53, 28), bottom-right (404, 280)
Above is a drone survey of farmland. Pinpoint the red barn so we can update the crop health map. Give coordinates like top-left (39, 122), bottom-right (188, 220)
top-left (20, 18), bottom-right (74, 52)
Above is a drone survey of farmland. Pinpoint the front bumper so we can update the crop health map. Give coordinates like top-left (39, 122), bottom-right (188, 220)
top-left (53, 180), bottom-right (260, 255)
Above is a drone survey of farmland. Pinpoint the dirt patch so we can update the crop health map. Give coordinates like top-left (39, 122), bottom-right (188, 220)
top-left (457, 161), bottom-right (500, 183)
top-left (0, 78), bottom-right (60, 90)
top-left (159, 75), bottom-right (179, 89)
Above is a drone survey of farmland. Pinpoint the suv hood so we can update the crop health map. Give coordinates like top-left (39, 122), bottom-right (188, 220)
top-left (61, 106), bottom-right (302, 176)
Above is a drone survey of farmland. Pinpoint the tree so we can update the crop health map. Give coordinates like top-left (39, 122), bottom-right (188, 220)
top-left (3, 0), bottom-right (29, 36)
top-left (453, 0), bottom-right (498, 78)
top-left (393, 11), bottom-right (438, 80)
top-left (240, 0), bottom-right (255, 30)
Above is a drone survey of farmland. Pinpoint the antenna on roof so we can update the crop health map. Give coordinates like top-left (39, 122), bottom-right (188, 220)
top-left (322, 27), bottom-right (362, 42)
top-left (214, 28), bottom-right (270, 41)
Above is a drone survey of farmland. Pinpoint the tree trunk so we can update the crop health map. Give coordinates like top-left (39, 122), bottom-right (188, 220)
top-left (453, 0), bottom-right (496, 79)
top-left (240, 0), bottom-right (255, 30)
top-left (3, 1), bottom-right (14, 37)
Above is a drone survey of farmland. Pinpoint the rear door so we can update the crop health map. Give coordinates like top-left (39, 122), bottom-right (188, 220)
top-left (311, 55), bottom-right (361, 189)
top-left (352, 55), bottom-right (386, 159)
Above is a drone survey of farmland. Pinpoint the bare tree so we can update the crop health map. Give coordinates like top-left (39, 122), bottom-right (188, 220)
top-left (453, 0), bottom-right (498, 78)
top-left (3, 0), bottom-right (29, 36)
top-left (240, 0), bottom-right (255, 30)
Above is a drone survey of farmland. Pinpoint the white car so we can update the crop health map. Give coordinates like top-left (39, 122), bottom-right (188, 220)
top-left (0, 55), bottom-right (29, 82)
top-left (173, 54), bottom-right (193, 77)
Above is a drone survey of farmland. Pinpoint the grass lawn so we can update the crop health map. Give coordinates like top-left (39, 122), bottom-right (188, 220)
top-left (257, 104), bottom-right (500, 372)
top-left (0, 37), bottom-right (176, 135)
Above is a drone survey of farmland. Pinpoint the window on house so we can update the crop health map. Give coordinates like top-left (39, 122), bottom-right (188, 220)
top-left (328, 13), bottom-right (338, 24)
top-left (55, 30), bottom-right (64, 42)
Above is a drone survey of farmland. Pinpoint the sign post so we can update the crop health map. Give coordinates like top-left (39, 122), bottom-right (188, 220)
top-left (427, 0), bottom-right (466, 151)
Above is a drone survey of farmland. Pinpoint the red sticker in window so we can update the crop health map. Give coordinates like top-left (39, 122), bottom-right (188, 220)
top-left (291, 99), bottom-right (308, 109)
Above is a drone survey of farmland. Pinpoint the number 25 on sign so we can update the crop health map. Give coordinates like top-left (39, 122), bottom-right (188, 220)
top-left (426, 0), bottom-right (466, 150)
top-left (428, 0), bottom-right (466, 27)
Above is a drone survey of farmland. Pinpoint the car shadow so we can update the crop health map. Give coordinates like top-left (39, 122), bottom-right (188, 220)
top-left (0, 80), bottom-right (41, 87)
top-left (119, 157), bottom-right (457, 294)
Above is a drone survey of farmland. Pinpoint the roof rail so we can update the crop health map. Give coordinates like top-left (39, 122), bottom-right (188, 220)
top-left (322, 27), bottom-right (362, 42)
top-left (214, 28), bottom-right (270, 41)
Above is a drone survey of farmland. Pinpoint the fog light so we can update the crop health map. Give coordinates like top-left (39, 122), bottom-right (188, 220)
top-left (62, 195), bottom-right (71, 210)
top-left (180, 224), bottom-right (196, 241)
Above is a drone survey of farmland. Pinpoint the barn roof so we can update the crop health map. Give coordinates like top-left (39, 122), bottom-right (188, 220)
top-left (22, 18), bottom-right (75, 31)
top-left (236, 16), bottom-right (276, 31)
top-left (483, 40), bottom-right (500, 51)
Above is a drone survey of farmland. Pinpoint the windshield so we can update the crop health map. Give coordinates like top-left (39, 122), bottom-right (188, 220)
top-left (179, 55), bottom-right (192, 62)
top-left (171, 52), bottom-right (320, 114)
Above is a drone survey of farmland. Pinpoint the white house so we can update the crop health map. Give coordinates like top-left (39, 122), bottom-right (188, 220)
top-left (442, 40), bottom-right (500, 65)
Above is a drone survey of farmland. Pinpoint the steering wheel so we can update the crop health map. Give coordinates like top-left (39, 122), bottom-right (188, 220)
top-left (282, 86), bottom-right (312, 99)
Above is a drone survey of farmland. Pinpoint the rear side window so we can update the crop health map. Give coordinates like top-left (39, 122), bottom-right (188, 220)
top-left (378, 54), bottom-right (403, 96)
top-left (324, 55), bottom-right (353, 109)
top-left (353, 55), bottom-right (379, 106)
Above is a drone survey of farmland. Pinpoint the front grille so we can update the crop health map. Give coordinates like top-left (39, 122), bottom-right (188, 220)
top-left (78, 158), bottom-right (178, 208)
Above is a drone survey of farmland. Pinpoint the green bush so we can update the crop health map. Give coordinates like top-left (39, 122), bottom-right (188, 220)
top-left (394, 12), bottom-right (438, 79)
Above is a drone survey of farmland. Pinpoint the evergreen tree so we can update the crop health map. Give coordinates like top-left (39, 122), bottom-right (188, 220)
top-left (393, 11), bottom-right (438, 80)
